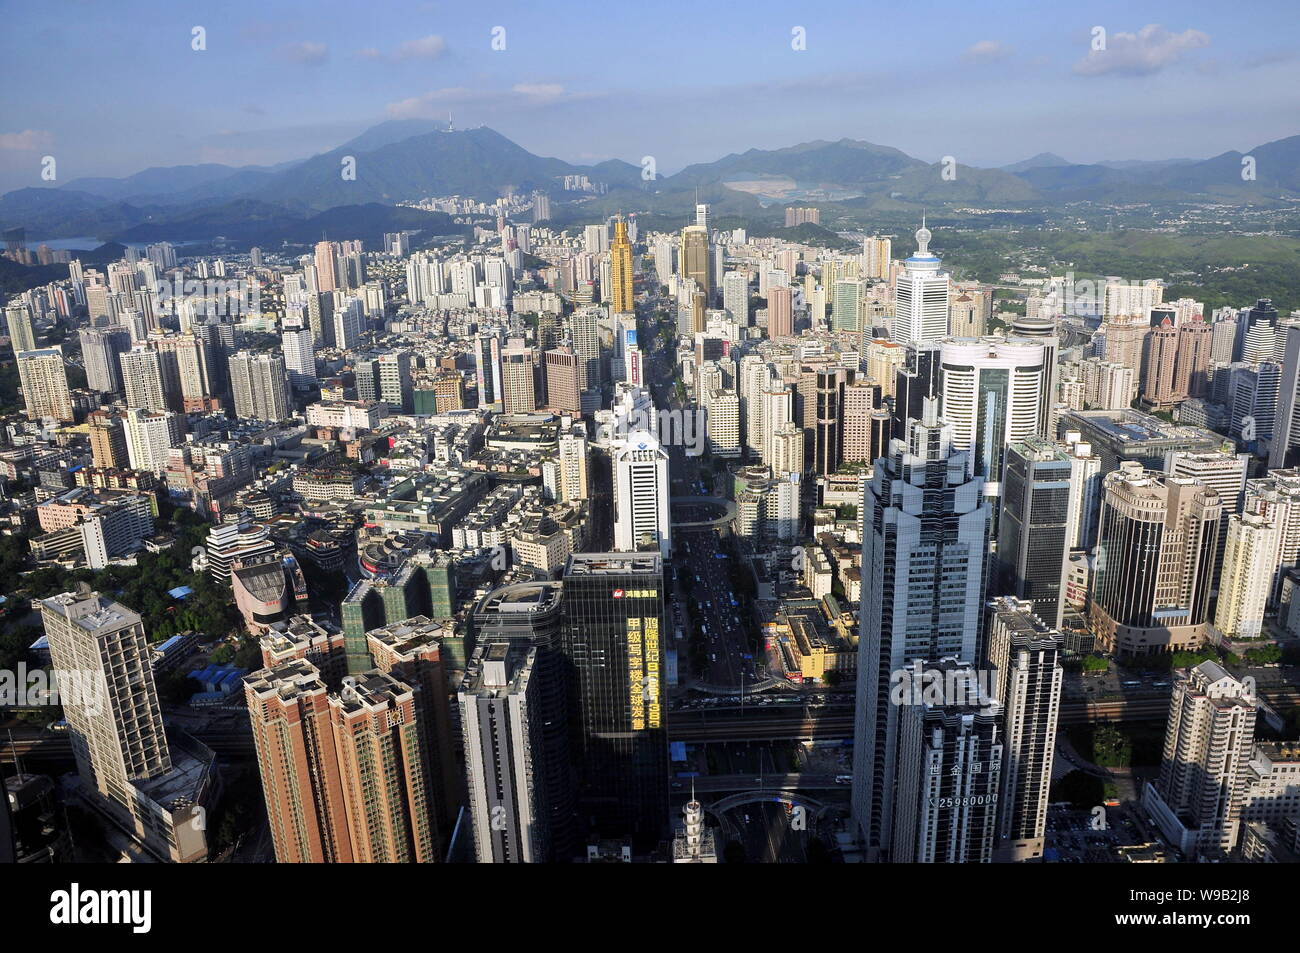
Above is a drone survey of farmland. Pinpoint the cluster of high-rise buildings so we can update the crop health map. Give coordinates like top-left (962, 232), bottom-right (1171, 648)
top-left (5, 194), bottom-right (1299, 867)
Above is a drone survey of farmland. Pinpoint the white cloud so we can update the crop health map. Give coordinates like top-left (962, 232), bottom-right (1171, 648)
top-left (1074, 24), bottom-right (1209, 76)
top-left (395, 34), bottom-right (447, 61)
top-left (282, 41), bottom-right (328, 65)
top-left (964, 40), bottom-right (1013, 63)
top-left (387, 84), bottom-right (571, 118)
top-left (512, 83), bottom-right (565, 100)
top-left (0, 129), bottom-right (54, 151)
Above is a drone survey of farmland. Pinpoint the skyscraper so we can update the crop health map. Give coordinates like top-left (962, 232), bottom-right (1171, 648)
top-left (561, 553), bottom-right (669, 848)
top-left (245, 658), bottom-right (440, 863)
top-left (121, 345), bottom-right (182, 413)
top-left (79, 325), bottom-right (132, 394)
top-left (609, 218), bottom-right (634, 314)
top-left (612, 427), bottom-right (672, 558)
top-left (501, 343), bottom-right (540, 413)
top-left (722, 270), bottom-right (749, 325)
top-left (893, 222), bottom-right (949, 346)
top-left (767, 285), bottom-right (793, 338)
top-left (986, 597), bottom-right (1063, 862)
top-left (459, 641), bottom-right (548, 862)
top-left (1090, 463), bottom-right (1221, 657)
top-left (890, 658), bottom-right (1003, 863)
top-left (16, 347), bottom-right (73, 421)
top-left (996, 437), bottom-right (1072, 628)
top-left (39, 589), bottom-right (210, 862)
top-left (680, 225), bottom-right (711, 303)
top-left (852, 398), bottom-right (990, 860)
top-left (5, 302), bottom-right (36, 354)
top-left (229, 350), bottom-right (292, 422)
top-left (1214, 513), bottom-right (1279, 639)
top-left (1142, 661), bottom-right (1257, 858)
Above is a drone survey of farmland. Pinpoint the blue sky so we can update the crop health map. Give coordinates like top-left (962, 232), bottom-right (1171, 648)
top-left (1, 0), bottom-right (1297, 193)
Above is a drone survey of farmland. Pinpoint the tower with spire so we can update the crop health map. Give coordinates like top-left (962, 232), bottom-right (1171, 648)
top-left (893, 218), bottom-right (950, 346)
top-left (671, 781), bottom-right (718, 862)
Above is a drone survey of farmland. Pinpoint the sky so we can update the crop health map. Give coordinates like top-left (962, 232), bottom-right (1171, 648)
top-left (1, 0), bottom-right (1297, 194)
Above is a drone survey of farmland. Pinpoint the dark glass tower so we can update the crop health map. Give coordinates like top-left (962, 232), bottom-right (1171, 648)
top-left (561, 552), bottom-right (669, 849)
top-left (996, 436), bottom-right (1071, 628)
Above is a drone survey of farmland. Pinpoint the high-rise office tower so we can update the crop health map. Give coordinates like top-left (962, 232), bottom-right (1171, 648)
top-left (16, 347), bottom-right (73, 421)
top-left (1090, 463), bottom-right (1221, 656)
top-left (1166, 447), bottom-right (1248, 608)
top-left (569, 306), bottom-right (601, 391)
top-left (842, 379), bottom-right (881, 464)
top-left (830, 278), bottom-right (864, 333)
top-left (986, 597), bottom-right (1062, 862)
top-left (1235, 297), bottom-right (1278, 363)
top-left (852, 399), bottom-right (990, 860)
top-left (890, 658), bottom-right (1003, 863)
top-left (612, 427), bottom-right (671, 558)
top-left (543, 347), bottom-right (582, 414)
top-left (501, 343), bottom-right (540, 413)
top-left (1214, 513), bottom-right (1279, 639)
top-left (610, 219), bottom-right (634, 314)
top-left (937, 337), bottom-right (1046, 528)
top-left (891, 343), bottom-right (941, 441)
top-left (949, 294), bottom-right (984, 337)
top-left (459, 641), bottom-right (548, 863)
top-left (1061, 434), bottom-right (1103, 551)
top-left (39, 589), bottom-right (209, 862)
top-left (1008, 317), bottom-right (1059, 437)
top-left (996, 437), bottom-right (1072, 627)
top-left (680, 225), bottom-right (711, 303)
top-left (473, 582), bottom-right (576, 859)
top-left (893, 223), bottom-right (949, 346)
top-left (333, 295), bottom-right (363, 350)
top-left (1142, 661), bottom-right (1257, 858)
top-left (229, 350), bottom-right (292, 422)
top-left (79, 326), bottom-right (131, 394)
top-left (561, 553), bottom-right (669, 848)
top-left (814, 367), bottom-right (845, 475)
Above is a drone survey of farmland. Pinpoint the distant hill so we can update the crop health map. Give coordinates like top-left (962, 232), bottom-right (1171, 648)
top-left (1001, 152), bottom-right (1071, 173)
top-left (3, 123), bottom-right (1298, 243)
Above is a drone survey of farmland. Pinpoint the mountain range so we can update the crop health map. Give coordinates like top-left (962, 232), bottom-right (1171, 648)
top-left (3, 122), bottom-right (1297, 246)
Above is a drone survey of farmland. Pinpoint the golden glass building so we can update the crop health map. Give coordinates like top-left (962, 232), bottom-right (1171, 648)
top-left (610, 219), bottom-right (634, 314)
